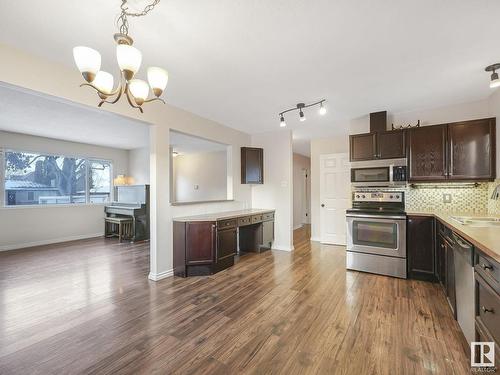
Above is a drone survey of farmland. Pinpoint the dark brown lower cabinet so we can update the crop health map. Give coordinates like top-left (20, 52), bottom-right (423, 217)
top-left (407, 216), bottom-right (436, 281)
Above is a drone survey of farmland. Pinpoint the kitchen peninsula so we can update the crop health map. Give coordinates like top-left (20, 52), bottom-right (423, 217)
top-left (173, 209), bottom-right (275, 277)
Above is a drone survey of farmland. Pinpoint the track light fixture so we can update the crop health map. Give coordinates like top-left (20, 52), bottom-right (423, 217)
top-left (278, 99), bottom-right (326, 127)
top-left (485, 63), bottom-right (500, 89)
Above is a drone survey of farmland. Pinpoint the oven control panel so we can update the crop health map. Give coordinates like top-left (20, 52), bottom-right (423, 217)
top-left (353, 192), bottom-right (404, 202)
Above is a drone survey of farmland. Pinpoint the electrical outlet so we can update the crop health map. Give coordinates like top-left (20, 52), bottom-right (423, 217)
top-left (443, 193), bottom-right (452, 203)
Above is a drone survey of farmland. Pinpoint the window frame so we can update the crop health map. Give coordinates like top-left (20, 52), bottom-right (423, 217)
top-left (1, 147), bottom-right (114, 209)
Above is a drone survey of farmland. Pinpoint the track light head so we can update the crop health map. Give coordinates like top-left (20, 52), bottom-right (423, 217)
top-left (280, 114), bottom-right (286, 127)
top-left (485, 63), bottom-right (500, 89)
top-left (319, 102), bottom-right (326, 115)
top-left (299, 110), bottom-right (306, 122)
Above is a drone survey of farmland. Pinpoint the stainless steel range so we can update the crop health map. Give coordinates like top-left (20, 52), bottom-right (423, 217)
top-left (346, 191), bottom-right (407, 279)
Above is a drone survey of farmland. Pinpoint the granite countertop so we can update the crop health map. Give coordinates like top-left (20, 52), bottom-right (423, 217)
top-left (407, 210), bottom-right (500, 263)
top-left (173, 209), bottom-right (275, 222)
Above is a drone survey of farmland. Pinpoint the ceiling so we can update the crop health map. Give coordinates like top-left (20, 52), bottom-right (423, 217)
top-left (1, 0), bottom-right (500, 157)
top-left (170, 130), bottom-right (228, 155)
top-left (0, 83), bottom-right (149, 149)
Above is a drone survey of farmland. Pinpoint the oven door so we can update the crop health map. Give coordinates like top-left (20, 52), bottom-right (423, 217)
top-left (346, 214), bottom-right (406, 258)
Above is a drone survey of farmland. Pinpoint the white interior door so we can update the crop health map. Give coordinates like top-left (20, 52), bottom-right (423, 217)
top-left (320, 153), bottom-right (350, 245)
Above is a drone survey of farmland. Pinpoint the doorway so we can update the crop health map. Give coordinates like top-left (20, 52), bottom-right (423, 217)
top-left (319, 153), bottom-right (350, 245)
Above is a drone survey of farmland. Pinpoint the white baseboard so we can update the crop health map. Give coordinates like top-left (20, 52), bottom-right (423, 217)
top-left (272, 244), bottom-right (294, 252)
top-left (148, 269), bottom-right (174, 281)
top-left (0, 233), bottom-right (103, 251)
top-left (310, 237), bottom-right (322, 242)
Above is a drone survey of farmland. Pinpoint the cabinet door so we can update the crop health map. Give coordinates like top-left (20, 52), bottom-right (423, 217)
top-left (217, 228), bottom-right (237, 261)
top-left (446, 240), bottom-right (457, 318)
top-left (261, 220), bottom-right (274, 248)
top-left (437, 234), bottom-right (446, 288)
top-left (349, 133), bottom-right (377, 161)
top-left (241, 147), bottom-right (264, 184)
top-left (408, 125), bottom-right (447, 181)
top-left (407, 216), bottom-right (435, 281)
top-left (377, 130), bottom-right (406, 159)
top-left (186, 222), bottom-right (215, 265)
top-left (448, 118), bottom-right (496, 180)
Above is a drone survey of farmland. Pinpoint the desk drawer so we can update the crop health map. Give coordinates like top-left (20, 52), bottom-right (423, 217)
top-left (251, 214), bottom-right (263, 224)
top-left (475, 252), bottom-right (500, 294)
top-left (262, 212), bottom-right (274, 221)
top-left (217, 219), bottom-right (237, 230)
top-left (238, 216), bottom-right (252, 227)
top-left (476, 273), bottom-right (500, 344)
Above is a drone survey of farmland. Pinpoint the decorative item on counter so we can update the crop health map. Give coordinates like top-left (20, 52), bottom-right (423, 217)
top-left (391, 120), bottom-right (420, 130)
top-left (114, 175), bottom-right (135, 186)
top-left (490, 184), bottom-right (500, 200)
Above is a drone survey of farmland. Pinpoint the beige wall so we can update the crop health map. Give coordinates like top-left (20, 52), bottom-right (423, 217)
top-left (0, 130), bottom-right (129, 250)
top-left (172, 151), bottom-right (227, 202)
top-left (251, 130), bottom-right (293, 251)
top-left (0, 43), bottom-right (253, 280)
top-left (293, 153), bottom-right (311, 229)
top-left (128, 147), bottom-right (150, 185)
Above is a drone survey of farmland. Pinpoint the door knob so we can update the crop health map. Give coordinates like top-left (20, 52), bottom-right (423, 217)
top-left (321, 204), bottom-right (325, 207)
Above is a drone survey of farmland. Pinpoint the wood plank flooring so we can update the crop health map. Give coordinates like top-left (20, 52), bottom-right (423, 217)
top-left (0, 226), bottom-right (470, 374)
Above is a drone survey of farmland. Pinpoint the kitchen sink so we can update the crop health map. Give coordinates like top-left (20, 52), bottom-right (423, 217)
top-left (451, 216), bottom-right (500, 226)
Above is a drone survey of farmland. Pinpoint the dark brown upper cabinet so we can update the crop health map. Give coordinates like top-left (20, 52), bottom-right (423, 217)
top-left (377, 130), bottom-right (406, 159)
top-left (407, 118), bottom-right (496, 182)
top-left (349, 130), bottom-right (405, 161)
top-left (241, 147), bottom-right (263, 184)
top-left (408, 124), bottom-right (447, 181)
top-left (350, 133), bottom-right (377, 161)
top-left (448, 118), bottom-right (496, 181)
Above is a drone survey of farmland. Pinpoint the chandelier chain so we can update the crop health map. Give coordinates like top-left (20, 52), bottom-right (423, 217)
top-left (117, 0), bottom-right (161, 36)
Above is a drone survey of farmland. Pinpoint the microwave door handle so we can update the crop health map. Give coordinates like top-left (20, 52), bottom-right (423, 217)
top-left (389, 165), bottom-right (394, 184)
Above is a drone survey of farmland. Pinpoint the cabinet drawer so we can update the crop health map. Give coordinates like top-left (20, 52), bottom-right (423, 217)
top-left (262, 212), bottom-right (274, 221)
top-left (475, 252), bottom-right (500, 293)
top-left (476, 273), bottom-right (500, 344)
top-left (238, 216), bottom-right (252, 227)
top-left (251, 214), bottom-right (263, 224)
top-left (217, 219), bottom-right (237, 230)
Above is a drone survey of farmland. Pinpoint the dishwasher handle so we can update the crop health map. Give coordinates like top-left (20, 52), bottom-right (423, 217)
top-left (451, 232), bottom-right (473, 265)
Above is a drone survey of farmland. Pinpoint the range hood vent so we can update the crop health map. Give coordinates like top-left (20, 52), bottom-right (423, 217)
top-left (370, 111), bottom-right (387, 133)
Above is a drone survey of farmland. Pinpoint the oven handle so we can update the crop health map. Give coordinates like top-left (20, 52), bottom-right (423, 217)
top-left (346, 213), bottom-right (407, 220)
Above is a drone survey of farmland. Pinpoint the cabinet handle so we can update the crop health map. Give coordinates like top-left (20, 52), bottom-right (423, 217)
top-left (441, 244), bottom-right (445, 249)
top-left (482, 306), bottom-right (495, 314)
top-left (482, 263), bottom-right (493, 271)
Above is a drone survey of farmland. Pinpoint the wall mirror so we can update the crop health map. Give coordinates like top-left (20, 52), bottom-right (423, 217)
top-left (170, 130), bottom-right (232, 205)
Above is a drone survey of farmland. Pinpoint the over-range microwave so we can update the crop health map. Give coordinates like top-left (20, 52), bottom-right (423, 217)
top-left (351, 158), bottom-right (407, 187)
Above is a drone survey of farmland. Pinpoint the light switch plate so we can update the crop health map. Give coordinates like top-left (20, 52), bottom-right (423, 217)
top-left (443, 193), bottom-right (452, 203)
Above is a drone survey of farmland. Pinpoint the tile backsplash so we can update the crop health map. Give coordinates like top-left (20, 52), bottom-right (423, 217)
top-left (355, 181), bottom-right (500, 215)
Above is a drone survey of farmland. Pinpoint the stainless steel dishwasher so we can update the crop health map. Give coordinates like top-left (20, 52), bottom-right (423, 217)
top-left (451, 232), bottom-right (475, 346)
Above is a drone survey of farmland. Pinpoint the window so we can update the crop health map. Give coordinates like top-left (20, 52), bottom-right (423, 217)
top-left (3, 150), bottom-right (113, 206)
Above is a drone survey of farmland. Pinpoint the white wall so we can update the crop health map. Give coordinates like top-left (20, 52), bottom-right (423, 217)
top-left (293, 153), bottom-right (310, 229)
top-left (172, 151), bottom-right (227, 202)
top-left (251, 130), bottom-right (293, 251)
top-left (0, 43), bottom-right (253, 280)
top-left (128, 147), bottom-right (150, 185)
top-left (488, 89), bottom-right (500, 176)
top-left (0, 130), bottom-right (129, 250)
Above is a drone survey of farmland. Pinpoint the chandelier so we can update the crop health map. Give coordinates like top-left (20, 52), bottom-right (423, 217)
top-left (73, 0), bottom-right (168, 113)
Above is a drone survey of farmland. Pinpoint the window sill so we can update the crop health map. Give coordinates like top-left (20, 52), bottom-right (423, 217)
top-left (0, 203), bottom-right (108, 210)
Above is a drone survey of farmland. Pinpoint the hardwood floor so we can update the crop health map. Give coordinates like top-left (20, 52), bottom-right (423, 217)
top-left (0, 227), bottom-right (470, 374)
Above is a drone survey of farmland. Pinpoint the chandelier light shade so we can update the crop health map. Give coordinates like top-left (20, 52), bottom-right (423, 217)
top-left (147, 67), bottom-right (169, 97)
top-left (116, 44), bottom-right (143, 80)
top-left (73, 46), bottom-right (101, 82)
top-left (93, 71), bottom-right (114, 96)
top-left (73, 0), bottom-right (167, 113)
top-left (129, 79), bottom-right (150, 105)
top-left (278, 99), bottom-right (326, 127)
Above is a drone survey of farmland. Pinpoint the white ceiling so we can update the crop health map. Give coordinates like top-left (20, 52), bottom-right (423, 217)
top-left (170, 130), bottom-right (228, 155)
top-left (1, 0), bottom-right (500, 157)
top-left (0, 83), bottom-right (149, 150)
